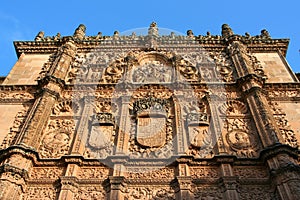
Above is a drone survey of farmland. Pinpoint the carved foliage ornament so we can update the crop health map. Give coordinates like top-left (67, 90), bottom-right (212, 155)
top-left (209, 51), bottom-right (235, 82)
top-left (1, 105), bottom-right (29, 149)
top-left (132, 60), bottom-right (173, 83)
top-left (269, 102), bottom-right (298, 148)
top-left (124, 186), bottom-right (175, 200)
top-left (39, 119), bottom-right (75, 158)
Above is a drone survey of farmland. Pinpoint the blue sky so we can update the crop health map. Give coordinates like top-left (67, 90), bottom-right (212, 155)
top-left (0, 0), bottom-right (299, 76)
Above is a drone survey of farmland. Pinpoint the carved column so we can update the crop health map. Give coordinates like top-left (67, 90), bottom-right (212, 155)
top-left (227, 38), bottom-right (300, 199)
top-left (57, 176), bottom-right (79, 200)
top-left (115, 96), bottom-right (131, 155)
top-left (227, 39), bottom-right (281, 147)
top-left (266, 149), bottom-right (300, 200)
top-left (219, 162), bottom-right (240, 200)
top-left (243, 84), bottom-right (282, 147)
top-left (16, 86), bottom-right (60, 148)
top-left (175, 163), bottom-right (192, 199)
top-left (0, 152), bottom-right (31, 200)
top-left (57, 163), bottom-right (80, 200)
top-left (173, 94), bottom-right (189, 155)
top-left (16, 38), bottom-right (77, 149)
top-left (71, 97), bottom-right (94, 155)
top-left (109, 159), bottom-right (127, 200)
top-left (206, 94), bottom-right (227, 154)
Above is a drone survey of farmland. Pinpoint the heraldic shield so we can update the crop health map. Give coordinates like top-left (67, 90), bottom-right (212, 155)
top-left (137, 116), bottom-right (166, 148)
top-left (88, 113), bottom-right (113, 149)
top-left (186, 113), bottom-right (211, 148)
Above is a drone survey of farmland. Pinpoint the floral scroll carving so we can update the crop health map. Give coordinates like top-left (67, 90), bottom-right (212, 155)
top-left (74, 186), bottom-right (106, 200)
top-left (29, 167), bottom-right (64, 180)
top-left (39, 119), bottom-right (75, 158)
top-left (269, 102), bottom-right (298, 148)
top-left (210, 51), bottom-right (235, 82)
top-left (77, 167), bottom-right (109, 179)
top-left (125, 167), bottom-right (174, 180)
top-left (124, 186), bottom-right (175, 200)
top-left (1, 105), bottom-right (29, 149)
top-left (220, 101), bottom-right (260, 157)
top-left (22, 186), bottom-right (58, 200)
top-left (190, 167), bottom-right (219, 179)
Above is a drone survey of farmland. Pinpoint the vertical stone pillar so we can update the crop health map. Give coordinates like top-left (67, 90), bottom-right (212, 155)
top-left (71, 97), bottom-right (94, 155)
top-left (0, 153), bottom-right (32, 200)
top-left (16, 38), bottom-right (77, 149)
top-left (175, 163), bottom-right (192, 200)
top-left (206, 94), bottom-right (227, 154)
top-left (219, 163), bottom-right (239, 200)
top-left (173, 94), bottom-right (189, 155)
top-left (17, 88), bottom-right (59, 148)
top-left (1, 38), bottom-right (77, 199)
top-left (57, 164), bottom-right (80, 200)
top-left (109, 160), bottom-right (127, 200)
top-left (243, 85), bottom-right (282, 147)
top-left (115, 96), bottom-right (131, 155)
top-left (57, 176), bottom-right (79, 200)
top-left (226, 36), bottom-right (300, 200)
top-left (227, 38), bottom-right (281, 147)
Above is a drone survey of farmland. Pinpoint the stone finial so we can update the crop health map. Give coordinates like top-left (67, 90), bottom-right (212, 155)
top-left (261, 29), bottom-right (271, 38)
top-left (35, 31), bottom-right (44, 41)
top-left (148, 22), bottom-right (159, 37)
top-left (222, 24), bottom-right (234, 37)
top-left (113, 31), bottom-right (120, 40)
top-left (53, 33), bottom-right (61, 41)
top-left (187, 30), bottom-right (194, 37)
top-left (95, 32), bottom-right (102, 40)
top-left (73, 24), bottom-right (86, 40)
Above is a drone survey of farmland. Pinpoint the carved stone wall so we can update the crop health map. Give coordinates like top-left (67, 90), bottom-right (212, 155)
top-left (0, 23), bottom-right (299, 200)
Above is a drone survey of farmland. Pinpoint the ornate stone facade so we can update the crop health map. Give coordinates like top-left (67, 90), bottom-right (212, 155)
top-left (0, 23), bottom-right (299, 199)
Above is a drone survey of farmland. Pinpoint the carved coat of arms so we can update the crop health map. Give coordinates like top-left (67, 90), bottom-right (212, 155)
top-left (133, 97), bottom-right (169, 148)
top-left (187, 113), bottom-right (211, 148)
top-left (137, 116), bottom-right (166, 148)
top-left (88, 113), bottom-right (113, 149)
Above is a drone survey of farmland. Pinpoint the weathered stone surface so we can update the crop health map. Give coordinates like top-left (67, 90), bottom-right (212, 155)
top-left (0, 23), bottom-right (299, 200)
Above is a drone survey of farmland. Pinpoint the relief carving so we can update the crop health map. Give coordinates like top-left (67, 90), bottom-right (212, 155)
top-left (77, 167), bottom-right (109, 179)
top-left (29, 167), bottom-right (63, 180)
top-left (39, 119), bottom-right (75, 158)
top-left (74, 186), bottom-right (106, 200)
top-left (177, 58), bottom-right (199, 81)
top-left (1, 105), bottom-right (29, 149)
top-left (84, 101), bottom-right (116, 159)
top-left (224, 118), bottom-right (259, 157)
top-left (124, 186), bottom-right (175, 200)
top-left (239, 186), bottom-right (272, 200)
top-left (125, 167), bottom-right (174, 180)
top-left (190, 167), bottom-right (219, 179)
top-left (209, 51), bottom-right (235, 82)
top-left (22, 186), bottom-right (58, 200)
top-left (52, 100), bottom-right (79, 116)
top-left (233, 166), bottom-right (268, 179)
top-left (192, 186), bottom-right (223, 200)
top-left (269, 102), bottom-right (298, 148)
top-left (132, 61), bottom-right (172, 83)
top-left (128, 97), bottom-right (174, 158)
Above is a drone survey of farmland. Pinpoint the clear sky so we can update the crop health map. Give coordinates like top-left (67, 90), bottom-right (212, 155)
top-left (0, 0), bottom-right (299, 76)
